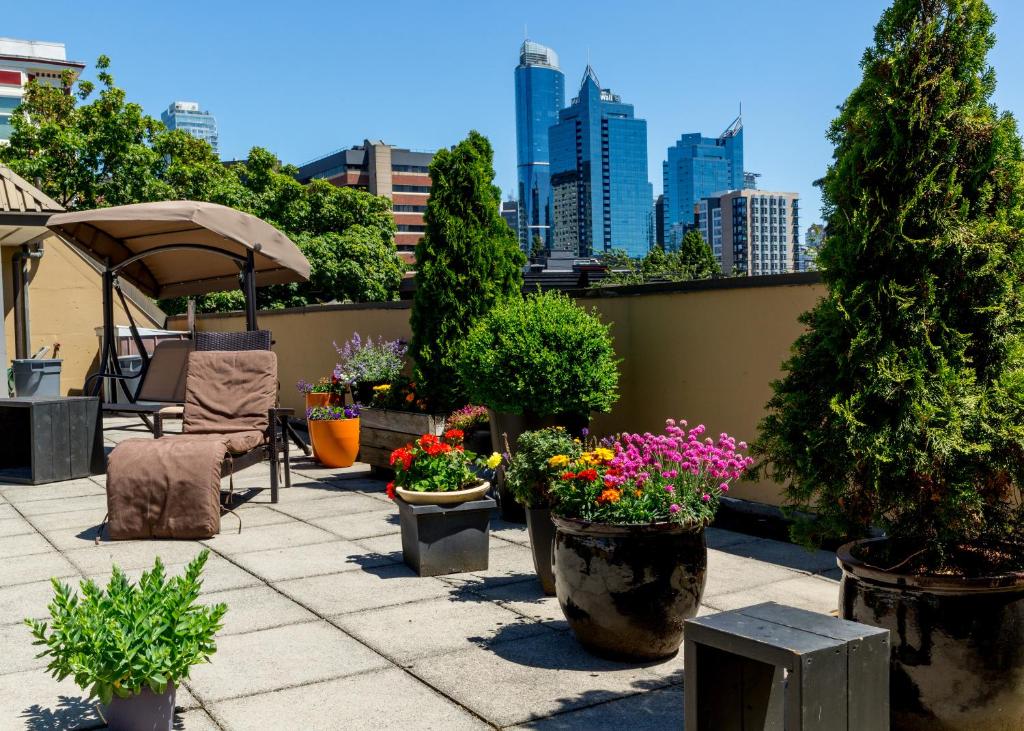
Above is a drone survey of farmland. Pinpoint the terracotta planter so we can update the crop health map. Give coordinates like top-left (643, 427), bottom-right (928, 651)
top-left (101, 685), bottom-right (176, 731)
top-left (396, 480), bottom-right (490, 505)
top-left (839, 538), bottom-right (1024, 730)
top-left (526, 506), bottom-right (556, 595)
top-left (553, 516), bottom-right (707, 660)
top-left (308, 417), bottom-right (360, 468)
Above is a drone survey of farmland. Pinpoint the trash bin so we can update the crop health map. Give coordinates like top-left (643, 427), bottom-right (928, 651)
top-left (103, 355), bottom-right (143, 404)
top-left (12, 359), bottom-right (62, 398)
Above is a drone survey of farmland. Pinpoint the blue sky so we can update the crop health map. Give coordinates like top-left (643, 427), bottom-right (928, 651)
top-left (6, 1), bottom-right (1024, 228)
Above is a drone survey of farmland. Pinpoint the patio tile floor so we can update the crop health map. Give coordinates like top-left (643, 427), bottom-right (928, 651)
top-left (0, 417), bottom-right (841, 729)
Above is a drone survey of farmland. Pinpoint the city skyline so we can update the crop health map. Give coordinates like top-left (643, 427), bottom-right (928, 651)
top-left (3, 1), bottom-right (1024, 230)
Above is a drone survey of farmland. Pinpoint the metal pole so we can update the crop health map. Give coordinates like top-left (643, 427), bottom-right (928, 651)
top-left (244, 249), bottom-right (258, 331)
top-left (94, 268), bottom-right (116, 397)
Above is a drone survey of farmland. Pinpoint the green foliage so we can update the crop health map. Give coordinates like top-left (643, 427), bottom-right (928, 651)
top-left (390, 432), bottom-right (495, 493)
top-left (755, 0), bottom-right (1024, 563)
top-left (598, 232), bottom-right (719, 287)
top-left (410, 131), bottom-right (525, 412)
top-left (677, 229), bottom-right (720, 277)
top-left (530, 234), bottom-right (545, 262)
top-left (25, 550), bottom-right (225, 705)
top-left (1, 56), bottom-right (403, 311)
top-left (505, 427), bottom-right (582, 507)
top-left (456, 290), bottom-right (620, 418)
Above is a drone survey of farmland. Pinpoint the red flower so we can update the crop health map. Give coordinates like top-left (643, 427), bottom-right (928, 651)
top-left (578, 468), bottom-right (599, 482)
top-left (386, 481), bottom-right (396, 500)
top-left (419, 434), bottom-right (438, 447)
top-left (444, 428), bottom-right (464, 443)
top-left (426, 442), bottom-right (452, 457)
top-left (560, 471), bottom-right (577, 481)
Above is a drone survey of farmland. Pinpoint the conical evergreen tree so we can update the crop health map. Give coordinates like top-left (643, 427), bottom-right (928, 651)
top-left (756, 0), bottom-right (1024, 564)
top-left (676, 229), bottom-right (719, 278)
top-left (410, 131), bottom-right (525, 411)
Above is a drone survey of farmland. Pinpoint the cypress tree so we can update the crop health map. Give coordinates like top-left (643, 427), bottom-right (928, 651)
top-left (410, 131), bottom-right (525, 412)
top-left (756, 0), bottom-right (1024, 566)
top-left (676, 229), bottom-right (720, 278)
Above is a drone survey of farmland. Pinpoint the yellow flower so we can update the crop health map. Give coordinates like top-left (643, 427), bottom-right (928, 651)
top-left (547, 454), bottom-right (570, 468)
top-left (592, 447), bottom-right (614, 463)
top-left (486, 452), bottom-right (503, 470)
top-left (373, 384), bottom-right (391, 392)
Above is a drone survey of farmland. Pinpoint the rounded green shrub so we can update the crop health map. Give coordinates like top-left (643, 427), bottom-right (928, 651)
top-left (456, 291), bottom-right (620, 418)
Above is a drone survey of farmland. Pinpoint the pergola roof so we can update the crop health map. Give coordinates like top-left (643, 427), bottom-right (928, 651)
top-left (0, 165), bottom-right (64, 247)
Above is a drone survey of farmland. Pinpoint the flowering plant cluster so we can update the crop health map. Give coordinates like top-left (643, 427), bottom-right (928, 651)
top-left (334, 333), bottom-right (406, 386)
top-left (550, 420), bottom-right (754, 525)
top-left (306, 404), bottom-right (361, 421)
top-left (446, 405), bottom-right (489, 432)
top-left (371, 376), bottom-right (430, 413)
top-left (296, 377), bottom-right (341, 395)
top-left (387, 430), bottom-right (502, 499)
top-left (505, 427), bottom-right (582, 508)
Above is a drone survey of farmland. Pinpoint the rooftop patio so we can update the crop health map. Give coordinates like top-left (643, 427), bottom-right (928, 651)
top-left (0, 417), bottom-right (840, 730)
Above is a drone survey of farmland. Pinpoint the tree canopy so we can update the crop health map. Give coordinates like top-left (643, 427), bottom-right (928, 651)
top-left (598, 231), bottom-right (720, 286)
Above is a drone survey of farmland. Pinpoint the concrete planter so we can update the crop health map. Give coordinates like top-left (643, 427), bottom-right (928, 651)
top-left (553, 516), bottom-right (707, 660)
top-left (839, 537), bottom-right (1024, 730)
top-left (526, 506), bottom-right (556, 595)
top-left (100, 685), bottom-right (176, 731)
top-left (358, 408), bottom-right (446, 471)
top-left (397, 496), bottom-right (496, 577)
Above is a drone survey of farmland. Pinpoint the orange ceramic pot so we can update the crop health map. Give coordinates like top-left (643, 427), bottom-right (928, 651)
top-left (308, 417), bottom-right (360, 468)
top-left (305, 393), bottom-right (333, 409)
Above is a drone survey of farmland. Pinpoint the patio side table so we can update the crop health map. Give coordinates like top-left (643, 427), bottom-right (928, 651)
top-left (683, 601), bottom-right (890, 731)
top-left (0, 397), bottom-right (102, 484)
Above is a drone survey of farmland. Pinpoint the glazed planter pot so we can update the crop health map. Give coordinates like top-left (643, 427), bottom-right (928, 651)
top-left (838, 538), bottom-right (1024, 731)
top-left (553, 516), bottom-right (707, 660)
top-left (305, 392), bottom-right (339, 409)
top-left (397, 494), bottom-right (497, 576)
top-left (526, 506), bottom-right (557, 595)
top-left (395, 480), bottom-right (491, 505)
top-left (100, 685), bottom-right (176, 731)
top-left (308, 417), bottom-right (360, 468)
top-left (488, 409), bottom-right (589, 524)
top-left (358, 408), bottom-right (446, 472)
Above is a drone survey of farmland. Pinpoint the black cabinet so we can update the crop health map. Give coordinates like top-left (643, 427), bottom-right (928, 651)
top-left (0, 397), bottom-right (102, 484)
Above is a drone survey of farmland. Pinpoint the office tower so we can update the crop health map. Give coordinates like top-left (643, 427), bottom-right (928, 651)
top-left (654, 195), bottom-right (665, 248)
top-left (515, 41), bottom-right (565, 252)
top-left (161, 101), bottom-right (219, 156)
top-left (0, 38), bottom-right (84, 143)
top-left (549, 66), bottom-right (653, 258)
top-left (663, 116), bottom-right (744, 249)
top-left (697, 189), bottom-right (799, 275)
top-left (500, 199), bottom-right (519, 236)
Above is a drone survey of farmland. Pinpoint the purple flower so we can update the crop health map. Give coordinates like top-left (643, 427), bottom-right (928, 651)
top-left (669, 504), bottom-right (681, 514)
top-left (581, 427), bottom-right (590, 437)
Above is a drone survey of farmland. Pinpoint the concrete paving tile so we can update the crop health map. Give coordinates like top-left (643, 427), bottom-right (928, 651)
top-left (275, 564), bottom-right (452, 616)
top-left (270, 491), bottom-right (394, 520)
top-left (707, 573), bottom-right (840, 614)
top-left (490, 517), bottom-right (531, 546)
top-left (187, 621), bottom-right (390, 702)
top-left (0, 577), bottom-right (79, 627)
top-left (1, 480), bottom-right (105, 504)
top-left (64, 540), bottom-right (208, 575)
top-left (474, 579), bottom-right (569, 628)
top-left (202, 521), bottom-right (336, 556)
top-left (289, 461), bottom-right (373, 483)
top-left (512, 684), bottom-right (684, 729)
top-left (718, 537), bottom-right (838, 574)
top-left (705, 527), bottom-right (761, 549)
top-left (350, 533), bottom-right (402, 562)
top-left (308, 507), bottom-right (401, 540)
top-left (0, 621), bottom-right (48, 675)
top-left (25, 508), bottom-right (105, 533)
top-left (220, 505), bottom-right (294, 530)
top-left (209, 667), bottom-right (486, 731)
top-left (86, 555), bottom-right (261, 596)
top-left (702, 549), bottom-right (805, 598)
top-left (230, 539), bottom-right (396, 583)
top-left (0, 516), bottom-right (35, 538)
top-left (17, 494), bottom-right (107, 517)
top-left (331, 594), bottom-right (552, 663)
top-left (174, 683), bottom-right (200, 711)
top-left (175, 708), bottom-right (221, 730)
top-left (202, 584), bottom-right (316, 636)
top-left (0, 532), bottom-right (56, 559)
top-left (440, 542), bottom-right (538, 589)
top-left (407, 631), bottom-right (663, 727)
top-left (0, 668), bottom-right (102, 730)
top-left (0, 552), bottom-right (78, 588)
top-left (35, 524), bottom-right (106, 552)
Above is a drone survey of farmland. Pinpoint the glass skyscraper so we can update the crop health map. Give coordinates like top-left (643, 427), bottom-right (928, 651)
top-left (514, 41), bottom-right (564, 252)
top-left (161, 101), bottom-right (219, 156)
top-left (662, 117), bottom-right (743, 249)
top-left (549, 67), bottom-right (653, 258)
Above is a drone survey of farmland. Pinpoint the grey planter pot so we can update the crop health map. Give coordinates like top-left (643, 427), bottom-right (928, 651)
top-left (397, 497), bottom-right (497, 576)
top-left (526, 506), bottom-right (556, 595)
top-left (100, 685), bottom-right (176, 731)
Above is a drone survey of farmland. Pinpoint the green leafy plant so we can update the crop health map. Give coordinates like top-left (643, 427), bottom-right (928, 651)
top-left (754, 0), bottom-right (1024, 570)
top-left (505, 427), bottom-right (582, 508)
top-left (597, 232), bottom-right (719, 287)
top-left (456, 290), bottom-right (620, 418)
top-left (369, 376), bottom-right (430, 413)
top-left (386, 430), bottom-right (502, 498)
top-left (446, 405), bottom-right (490, 432)
top-left (25, 550), bottom-right (226, 705)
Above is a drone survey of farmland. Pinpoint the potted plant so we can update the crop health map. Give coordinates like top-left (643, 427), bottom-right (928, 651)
top-left (504, 427), bottom-right (582, 595)
top-left (359, 377), bottom-right (448, 471)
top-left (456, 290), bottom-right (620, 521)
top-left (387, 429), bottom-right (502, 576)
top-left (446, 405), bottom-right (491, 456)
top-left (306, 403), bottom-right (361, 468)
top-left (334, 333), bottom-right (407, 405)
top-left (26, 550), bottom-right (226, 731)
top-left (296, 377), bottom-right (342, 410)
top-left (550, 420), bottom-right (752, 660)
top-left (754, 2), bottom-right (1024, 727)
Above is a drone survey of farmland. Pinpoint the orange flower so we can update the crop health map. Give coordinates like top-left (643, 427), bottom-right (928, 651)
top-left (444, 428), bottom-right (464, 442)
top-left (634, 489), bottom-right (644, 497)
top-left (597, 488), bottom-right (622, 505)
top-left (560, 471), bottom-right (577, 481)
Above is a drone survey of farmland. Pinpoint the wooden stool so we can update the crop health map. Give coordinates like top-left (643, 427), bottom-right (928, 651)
top-left (683, 601), bottom-right (889, 730)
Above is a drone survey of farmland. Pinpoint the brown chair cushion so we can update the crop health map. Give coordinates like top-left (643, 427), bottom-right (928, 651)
top-left (136, 340), bottom-right (194, 403)
top-left (183, 350), bottom-right (277, 437)
top-left (174, 430), bottom-right (264, 455)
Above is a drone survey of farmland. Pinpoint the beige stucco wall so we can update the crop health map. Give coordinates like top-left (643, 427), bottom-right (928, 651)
top-left (169, 278), bottom-right (825, 507)
top-left (2, 236), bottom-right (162, 395)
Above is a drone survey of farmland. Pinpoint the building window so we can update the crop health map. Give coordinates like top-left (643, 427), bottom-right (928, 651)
top-left (393, 185), bottom-right (431, 193)
top-left (397, 224), bottom-right (427, 232)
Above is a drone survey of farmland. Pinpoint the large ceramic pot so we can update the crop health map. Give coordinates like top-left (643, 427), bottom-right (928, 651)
top-left (553, 516), bottom-right (707, 660)
top-left (526, 506), bottom-right (556, 595)
top-left (101, 685), bottom-right (176, 731)
top-left (308, 417), bottom-right (360, 468)
top-left (488, 409), bottom-right (589, 523)
top-left (839, 538), bottom-right (1024, 730)
top-left (305, 392), bottom-right (332, 409)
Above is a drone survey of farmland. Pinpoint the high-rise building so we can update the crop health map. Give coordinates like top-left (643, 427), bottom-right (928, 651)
top-left (296, 139), bottom-right (433, 256)
top-left (0, 38), bottom-right (84, 143)
top-left (161, 101), bottom-right (219, 155)
top-left (549, 66), bottom-right (653, 258)
top-left (500, 199), bottom-right (519, 238)
top-left (515, 41), bottom-right (565, 252)
top-left (654, 195), bottom-right (665, 248)
top-left (697, 189), bottom-right (799, 276)
top-left (662, 116), bottom-right (744, 249)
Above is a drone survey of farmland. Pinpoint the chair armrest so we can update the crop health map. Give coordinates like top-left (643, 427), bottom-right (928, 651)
top-left (270, 407), bottom-right (295, 419)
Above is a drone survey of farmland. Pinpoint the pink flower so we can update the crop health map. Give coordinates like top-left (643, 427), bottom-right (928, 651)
top-left (664, 485), bottom-right (675, 493)
top-left (669, 504), bottom-right (681, 514)
top-left (701, 493), bottom-right (711, 502)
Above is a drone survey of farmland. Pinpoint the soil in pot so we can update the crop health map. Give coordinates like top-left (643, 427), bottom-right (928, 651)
top-left (101, 685), bottom-right (176, 731)
top-left (308, 418), bottom-right (360, 468)
top-left (553, 516), bottom-right (707, 661)
top-left (526, 506), bottom-right (556, 595)
top-left (839, 537), bottom-right (1024, 731)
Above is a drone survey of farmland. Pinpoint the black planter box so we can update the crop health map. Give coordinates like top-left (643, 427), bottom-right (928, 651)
top-left (397, 497), bottom-right (496, 577)
top-left (0, 397), bottom-right (102, 484)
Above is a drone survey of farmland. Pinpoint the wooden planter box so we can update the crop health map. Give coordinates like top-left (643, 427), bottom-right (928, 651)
top-left (359, 408), bottom-right (446, 470)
